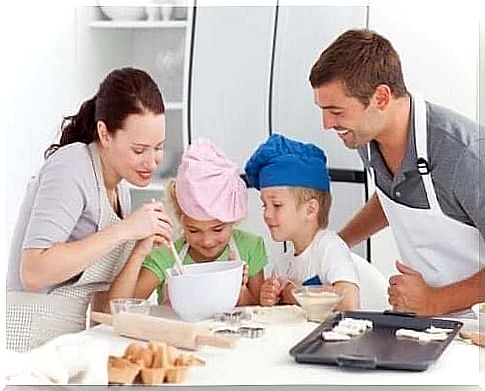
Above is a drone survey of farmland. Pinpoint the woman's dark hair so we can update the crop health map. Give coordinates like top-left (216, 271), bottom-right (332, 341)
top-left (45, 67), bottom-right (165, 159)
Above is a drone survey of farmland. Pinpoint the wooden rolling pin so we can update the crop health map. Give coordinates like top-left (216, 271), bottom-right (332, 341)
top-left (91, 311), bottom-right (235, 351)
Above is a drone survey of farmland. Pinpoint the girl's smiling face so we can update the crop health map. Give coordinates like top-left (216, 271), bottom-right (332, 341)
top-left (182, 215), bottom-right (234, 261)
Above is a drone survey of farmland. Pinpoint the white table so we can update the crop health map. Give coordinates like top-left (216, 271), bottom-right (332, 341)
top-left (80, 309), bottom-right (484, 387)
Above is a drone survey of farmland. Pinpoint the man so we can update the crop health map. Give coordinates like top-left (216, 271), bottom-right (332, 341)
top-left (309, 29), bottom-right (484, 316)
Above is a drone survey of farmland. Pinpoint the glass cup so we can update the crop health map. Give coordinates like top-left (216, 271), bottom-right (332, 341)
top-left (110, 298), bottom-right (150, 315)
top-left (292, 286), bottom-right (343, 322)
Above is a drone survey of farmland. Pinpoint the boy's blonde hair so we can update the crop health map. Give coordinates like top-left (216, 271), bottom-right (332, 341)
top-left (291, 187), bottom-right (332, 229)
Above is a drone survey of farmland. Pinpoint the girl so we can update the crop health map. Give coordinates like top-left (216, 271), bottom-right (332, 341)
top-left (109, 138), bottom-right (268, 306)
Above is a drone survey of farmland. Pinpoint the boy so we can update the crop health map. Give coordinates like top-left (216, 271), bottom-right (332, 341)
top-left (244, 134), bottom-right (359, 310)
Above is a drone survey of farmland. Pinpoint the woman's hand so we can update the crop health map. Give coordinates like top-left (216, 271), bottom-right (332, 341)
top-left (119, 201), bottom-right (173, 245)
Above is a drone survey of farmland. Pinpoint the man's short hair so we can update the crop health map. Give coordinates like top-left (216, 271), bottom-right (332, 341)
top-left (309, 29), bottom-right (408, 106)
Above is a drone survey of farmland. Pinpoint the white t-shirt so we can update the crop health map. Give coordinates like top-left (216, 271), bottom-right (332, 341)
top-left (273, 229), bottom-right (359, 287)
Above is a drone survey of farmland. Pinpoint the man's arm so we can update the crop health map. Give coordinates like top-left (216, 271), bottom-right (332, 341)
top-left (434, 269), bottom-right (485, 315)
top-left (338, 192), bottom-right (389, 248)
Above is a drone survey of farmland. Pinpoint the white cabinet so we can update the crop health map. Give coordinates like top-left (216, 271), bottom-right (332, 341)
top-left (77, 5), bottom-right (193, 208)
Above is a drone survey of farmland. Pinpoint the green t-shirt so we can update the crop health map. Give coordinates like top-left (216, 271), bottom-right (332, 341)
top-left (142, 229), bottom-right (268, 304)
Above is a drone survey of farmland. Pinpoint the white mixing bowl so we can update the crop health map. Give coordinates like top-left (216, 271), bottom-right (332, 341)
top-left (166, 261), bottom-right (243, 321)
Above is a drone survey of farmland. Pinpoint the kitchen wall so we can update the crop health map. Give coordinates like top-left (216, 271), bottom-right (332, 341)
top-left (5, 5), bottom-right (81, 255)
top-left (4, 3), bottom-right (483, 281)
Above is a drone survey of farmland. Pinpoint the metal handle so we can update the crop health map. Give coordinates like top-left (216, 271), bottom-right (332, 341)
top-left (336, 354), bottom-right (377, 369)
top-left (383, 310), bottom-right (417, 317)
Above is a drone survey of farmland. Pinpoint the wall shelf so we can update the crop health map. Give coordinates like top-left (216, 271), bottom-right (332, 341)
top-left (88, 20), bottom-right (187, 29)
top-left (165, 102), bottom-right (183, 110)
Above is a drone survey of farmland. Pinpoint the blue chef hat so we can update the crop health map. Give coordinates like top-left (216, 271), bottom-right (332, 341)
top-left (244, 133), bottom-right (330, 191)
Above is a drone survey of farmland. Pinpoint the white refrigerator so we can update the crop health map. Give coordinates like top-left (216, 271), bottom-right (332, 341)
top-left (188, 5), bottom-right (369, 262)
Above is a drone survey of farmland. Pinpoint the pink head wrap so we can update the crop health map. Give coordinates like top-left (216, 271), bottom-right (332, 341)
top-left (175, 138), bottom-right (248, 222)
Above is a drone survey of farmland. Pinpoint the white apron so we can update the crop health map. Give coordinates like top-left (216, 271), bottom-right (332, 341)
top-left (7, 143), bottom-right (134, 352)
top-left (160, 237), bottom-right (242, 307)
top-left (373, 93), bottom-right (484, 316)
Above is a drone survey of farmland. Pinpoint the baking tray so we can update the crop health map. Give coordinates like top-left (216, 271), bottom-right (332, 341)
top-left (289, 311), bottom-right (463, 371)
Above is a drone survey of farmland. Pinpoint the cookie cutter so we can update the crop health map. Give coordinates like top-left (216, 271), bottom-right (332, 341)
top-left (238, 326), bottom-right (265, 339)
top-left (214, 326), bottom-right (265, 339)
top-left (213, 310), bottom-right (252, 324)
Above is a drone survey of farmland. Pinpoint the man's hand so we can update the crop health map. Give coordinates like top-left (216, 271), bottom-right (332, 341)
top-left (388, 260), bottom-right (439, 316)
top-left (259, 278), bottom-right (283, 306)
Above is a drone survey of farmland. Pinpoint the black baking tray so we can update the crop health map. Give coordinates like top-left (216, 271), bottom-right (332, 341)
top-left (289, 311), bottom-right (463, 371)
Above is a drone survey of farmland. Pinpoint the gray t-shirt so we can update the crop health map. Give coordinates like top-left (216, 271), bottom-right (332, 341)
top-left (7, 142), bottom-right (131, 291)
top-left (358, 99), bottom-right (484, 240)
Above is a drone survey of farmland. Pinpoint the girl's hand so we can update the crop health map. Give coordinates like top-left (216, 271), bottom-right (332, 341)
top-left (120, 202), bottom-right (173, 245)
top-left (241, 264), bottom-right (249, 286)
top-left (131, 236), bottom-right (157, 258)
top-left (259, 278), bottom-right (282, 307)
top-left (236, 264), bottom-right (250, 305)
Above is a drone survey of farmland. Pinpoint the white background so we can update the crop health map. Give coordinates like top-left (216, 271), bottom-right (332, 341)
top-left (1, 0), bottom-right (484, 387)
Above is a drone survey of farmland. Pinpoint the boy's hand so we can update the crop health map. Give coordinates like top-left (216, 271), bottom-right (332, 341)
top-left (279, 281), bottom-right (298, 305)
top-left (259, 278), bottom-right (283, 306)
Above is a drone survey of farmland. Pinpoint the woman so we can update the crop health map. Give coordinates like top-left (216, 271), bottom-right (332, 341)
top-left (7, 67), bottom-right (173, 352)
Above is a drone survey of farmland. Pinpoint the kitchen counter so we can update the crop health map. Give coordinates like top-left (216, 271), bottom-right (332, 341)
top-left (80, 307), bottom-right (484, 386)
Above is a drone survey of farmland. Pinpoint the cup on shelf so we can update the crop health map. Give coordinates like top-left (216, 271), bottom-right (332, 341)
top-left (98, 5), bottom-right (146, 21)
top-left (160, 5), bottom-right (173, 21)
top-left (171, 6), bottom-right (187, 20)
top-left (145, 6), bottom-right (160, 21)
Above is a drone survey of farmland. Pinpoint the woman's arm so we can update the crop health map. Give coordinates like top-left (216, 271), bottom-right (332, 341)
top-left (21, 202), bottom-right (171, 291)
top-left (22, 223), bottom-right (126, 291)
